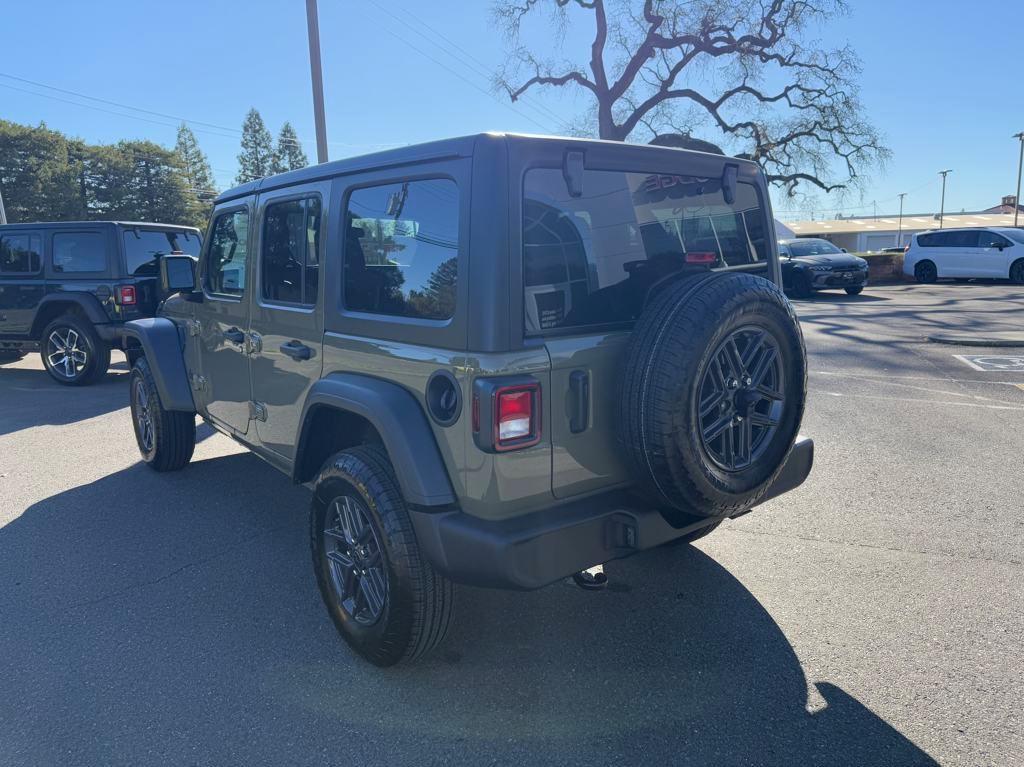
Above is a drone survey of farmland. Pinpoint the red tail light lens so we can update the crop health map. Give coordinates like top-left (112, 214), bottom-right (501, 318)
top-left (117, 285), bottom-right (137, 305)
top-left (495, 384), bottom-right (540, 450)
top-left (685, 251), bottom-right (718, 264)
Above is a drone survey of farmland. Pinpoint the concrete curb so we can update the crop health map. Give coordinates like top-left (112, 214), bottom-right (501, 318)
top-left (927, 334), bottom-right (1024, 348)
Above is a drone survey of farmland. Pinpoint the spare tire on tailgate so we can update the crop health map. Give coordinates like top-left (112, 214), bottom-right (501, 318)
top-left (617, 271), bottom-right (806, 520)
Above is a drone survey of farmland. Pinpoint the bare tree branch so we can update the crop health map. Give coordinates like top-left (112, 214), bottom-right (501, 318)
top-left (491, 0), bottom-right (887, 194)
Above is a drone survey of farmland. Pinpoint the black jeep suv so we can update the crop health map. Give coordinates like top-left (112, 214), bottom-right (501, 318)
top-left (0, 221), bottom-right (201, 384)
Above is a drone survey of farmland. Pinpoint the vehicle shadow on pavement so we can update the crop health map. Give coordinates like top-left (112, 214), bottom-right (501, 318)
top-left (0, 362), bottom-right (216, 443)
top-left (0, 364), bottom-right (130, 437)
top-left (0, 454), bottom-right (937, 766)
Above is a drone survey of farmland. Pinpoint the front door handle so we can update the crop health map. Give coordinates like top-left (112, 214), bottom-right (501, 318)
top-left (280, 340), bottom-right (312, 361)
top-left (223, 327), bottom-right (245, 344)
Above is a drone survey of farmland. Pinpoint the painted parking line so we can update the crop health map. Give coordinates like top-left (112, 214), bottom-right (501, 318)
top-left (954, 355), bottom-right (1024, 372)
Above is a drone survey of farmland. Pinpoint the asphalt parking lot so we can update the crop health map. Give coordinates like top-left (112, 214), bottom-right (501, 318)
top-left (1, 282), bottom-right (1022, 766)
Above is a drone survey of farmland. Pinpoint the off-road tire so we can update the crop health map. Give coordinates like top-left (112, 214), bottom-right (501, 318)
top-left (845, 286), bottom-right (864, 295)
top-left (129, 357), bottom-right (196, 471)
top-left (617, 272), bottom-right (806, 521)
top-left (40, 314), bottom-right (110, 385)
top-left (311, 445), bottom-right (455, 666)
top-left (1010, 259), bottom-right (1024, 285)
top-left (914, 260), bottom-right (938, 284)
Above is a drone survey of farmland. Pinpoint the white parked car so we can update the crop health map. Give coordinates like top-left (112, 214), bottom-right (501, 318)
top-left (903, 227), bottom-right (1024, 284)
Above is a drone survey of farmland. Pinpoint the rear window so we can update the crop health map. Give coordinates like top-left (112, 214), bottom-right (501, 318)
top-left (917, 231), bottom-right (978, 248)
top-left (343, 179), bottom-right (459, 321)
top-left (52, 232), bottom-right (106, 273)
top-left (522, 168), bottom-right (768, 334)
top-left (122, 229), bottom-right (201, 277)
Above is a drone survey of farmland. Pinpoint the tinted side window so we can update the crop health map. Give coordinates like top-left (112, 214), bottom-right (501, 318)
top-left (918, 232), bottom-right (949, 248)
top-left (977, 230), bottom-right (1011, 249)
top-left (261, 197), bottom-right (321, 306)
top-left (344, 179), bottom-right (459, 320)
top-left (52, 232), bottom-right (106, 273)
top-left (948, 230), bottom-right (979, 248)
top-left (523, 168), bottom-right (768, 333)
top-left (123, 230), bottom-right (201, 277)
top-left (205, 210), bottom-right (250, 297)
top-left (0, 233), bottom-right (42, 273)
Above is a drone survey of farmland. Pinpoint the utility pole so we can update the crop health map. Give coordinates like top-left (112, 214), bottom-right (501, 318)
top-left (1013, 132), bottom-right (1024, 228)
top-left (0, 183), bottom-right (7, 225)
top-left (306, 0), bottom-right (329, 164)
top-left (938, 169), bottom-right (952, 228)
top-left (896, 192), bottom-right (907, 247)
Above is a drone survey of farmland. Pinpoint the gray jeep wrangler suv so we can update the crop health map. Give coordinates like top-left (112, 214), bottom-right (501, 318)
top-left (124, 133), bottom-right (813, 666)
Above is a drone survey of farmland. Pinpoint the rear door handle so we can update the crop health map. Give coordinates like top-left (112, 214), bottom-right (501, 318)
top-left (280, 340), bottom-right (312, 361)
top-left (223, 327), bottom-right (245, 344)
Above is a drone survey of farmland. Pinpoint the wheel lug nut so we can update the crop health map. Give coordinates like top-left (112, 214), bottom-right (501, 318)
top-left (741, 375), bottom-right (752, 386)
top-left (727, 378), bottom-right (739, 389)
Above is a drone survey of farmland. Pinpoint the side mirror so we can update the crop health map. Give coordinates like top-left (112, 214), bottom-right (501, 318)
top-left (840, 248), bottom-right (848, 253)
top-left (160, 254), bottom-right (198, 297)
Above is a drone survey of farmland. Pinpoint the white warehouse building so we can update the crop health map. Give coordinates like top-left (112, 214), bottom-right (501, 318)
top-left (784, 197), bottom-right (1024, 252)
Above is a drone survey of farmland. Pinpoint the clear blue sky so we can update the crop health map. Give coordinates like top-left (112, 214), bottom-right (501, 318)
top-left (2, 0), bottom-right (1022, 220)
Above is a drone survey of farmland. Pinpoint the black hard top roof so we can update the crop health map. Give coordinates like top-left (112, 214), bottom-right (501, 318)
top-left (215, 131), bottom-right (758, 204)
top-left (0, 220), bottom-right (200, 232)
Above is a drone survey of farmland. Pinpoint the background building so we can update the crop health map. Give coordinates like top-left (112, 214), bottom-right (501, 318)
top-left (784, 196), bottom-right (1022, 252)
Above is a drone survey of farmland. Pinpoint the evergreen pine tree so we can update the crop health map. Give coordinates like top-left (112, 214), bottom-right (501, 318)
top-left (175, 123), bottom-right (216, 202)
top-left (235, 108), bottom-right (274, 184)
top-left (271, 121), bottom-right (309, 174)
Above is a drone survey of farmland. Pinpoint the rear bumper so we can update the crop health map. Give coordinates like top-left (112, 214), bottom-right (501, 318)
top-left (411, 435), bottom-right (814, 590)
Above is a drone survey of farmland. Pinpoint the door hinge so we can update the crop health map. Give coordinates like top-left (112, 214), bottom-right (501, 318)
top-left (189, 372), bottom-right (207, 392)
top-left (249, 401), bottom-right (268, 422)
top-left (187, 319), bottom-right (201, 337)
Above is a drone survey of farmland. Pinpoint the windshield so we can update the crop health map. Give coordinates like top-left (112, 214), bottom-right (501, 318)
top-left (785, 239), bottom-right (843, 257)
top-left (123, 229), bottom-right (201, 277)
top-left (522, 168), bottom-right (769, 333)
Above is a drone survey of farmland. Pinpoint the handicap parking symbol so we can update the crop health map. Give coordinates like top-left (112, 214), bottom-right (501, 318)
top-left (955, 355), bottom-right (1024, 372)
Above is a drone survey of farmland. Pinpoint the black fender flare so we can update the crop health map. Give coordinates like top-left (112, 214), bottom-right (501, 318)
top-left (121, 318), bottom-right (196, 412)
top-left (295, 374), bottom-right (456, 508)
top-left (31, 292), bottom-right (110, 336)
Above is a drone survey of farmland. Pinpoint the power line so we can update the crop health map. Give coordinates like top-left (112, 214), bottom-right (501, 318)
top-left (363, 0), bottom-right (566, 129)
top-left (0, 72), bottom-right (399, 151)
top-left (352, 5), bottom-right (557, 134)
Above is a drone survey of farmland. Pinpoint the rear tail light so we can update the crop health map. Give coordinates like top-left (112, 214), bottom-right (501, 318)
top-left (117, 285), bottom-right (137, 305)
top-left (903, 244), bottom-right (910, 253)
top-left (497, 388), bottom-right (534, 442)
top-left (685, 251), bottom-right (718, 265)
top-left (471, 379), bottom-right (542, 452)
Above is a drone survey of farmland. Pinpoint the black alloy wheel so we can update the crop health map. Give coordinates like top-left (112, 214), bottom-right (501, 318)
top-left (323, 494), bottom-right (388, 626)
top-left (697, 326), bottom-right (784, 472)
top-left (914, 261), bottom-right (938, 284)
top-left (1010, 260), bottom-right (1024, 285)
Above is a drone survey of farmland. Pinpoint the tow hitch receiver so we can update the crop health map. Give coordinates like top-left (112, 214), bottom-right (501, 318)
top-left (572, 564), bottom-right (608, 590)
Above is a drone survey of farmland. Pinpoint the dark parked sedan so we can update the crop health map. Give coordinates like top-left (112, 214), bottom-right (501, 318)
top-left (778, 238), bottom-right (869, 297)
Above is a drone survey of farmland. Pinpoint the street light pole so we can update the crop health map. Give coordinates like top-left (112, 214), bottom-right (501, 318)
top-left (896, 192), bottom-right (907, 247)
top-left (938, 169), bottom-right (952, 229)
top-left (1013, 132), bottom-right (1024, 228)
top-left (305, 0), bottom-right (329, 164)
top-left (0, 184), bottom-right (7, 225)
